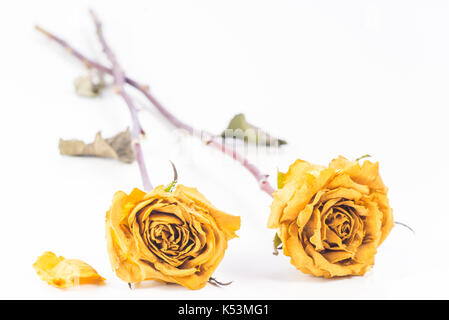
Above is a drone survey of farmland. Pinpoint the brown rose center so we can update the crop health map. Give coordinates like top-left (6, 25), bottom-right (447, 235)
top-left (309, 197), bottom-right (365, 255)
top-left (149, 223), bottom-right (194, 256)
top-left (136, 206), bottom-right (207, 268)
top-left (325, 208), bottom-right (352, 240)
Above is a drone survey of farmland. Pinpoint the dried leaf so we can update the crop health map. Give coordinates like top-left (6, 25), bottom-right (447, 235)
top-left (59, 129), bottom-right (135, 163)
top-left (277, 169), bottom-right (285, 189)
top-left (74, 70), bottom-right (104, 97)
top-left (221, 113), bottom-right (287, 147)
top-left (273, 233), bottom-right (283, 256)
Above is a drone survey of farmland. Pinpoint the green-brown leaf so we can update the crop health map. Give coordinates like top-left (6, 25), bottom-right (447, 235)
top-left (221, 113), bottom-right (287, 147)
top-left (277, 170), bottom-right (285, 189)
top-left (74, 71), bottom-right (104, 97)
top-left (273, 233), bottom-right (283, 256)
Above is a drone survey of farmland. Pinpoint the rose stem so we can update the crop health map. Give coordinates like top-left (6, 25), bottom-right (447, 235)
top-left (91, 11), bottom-right (153, 192)
top-left (35, 23), bottom-right (412, 232)
top-left (35, 24), bottom-right (275, 197)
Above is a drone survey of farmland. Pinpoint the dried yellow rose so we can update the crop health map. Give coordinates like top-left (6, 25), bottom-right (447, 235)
top-left (33, 252), bottom-right (105, 288)
top-left (268, 156), bottom-right (394, 278)
top-left (106, 184), bottom-right (241, 290)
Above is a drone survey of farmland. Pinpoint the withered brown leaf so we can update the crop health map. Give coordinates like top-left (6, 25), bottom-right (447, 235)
top-left (59, 129), bottom-right (135, 163)
top-left (74, 70), bottom-right (104, 97)
top-left (221, 113), bottom-right (287, 147)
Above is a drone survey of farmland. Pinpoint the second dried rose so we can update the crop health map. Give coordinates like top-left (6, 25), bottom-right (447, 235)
top-left (268, 156), bottom-right (394, 278)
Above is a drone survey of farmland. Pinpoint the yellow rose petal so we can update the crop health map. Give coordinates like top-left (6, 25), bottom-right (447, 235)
top-left (33, 252), bottom-right (105, 289)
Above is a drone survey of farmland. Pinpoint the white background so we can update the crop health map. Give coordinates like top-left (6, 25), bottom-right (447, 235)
top-left (1, 0), bottom-right (448, 299)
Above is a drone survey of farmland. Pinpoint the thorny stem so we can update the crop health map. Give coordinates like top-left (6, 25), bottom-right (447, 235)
top-left (36, 22), bottom-right (415, 235)
top-left (91, 12), bottom-right (153, 191)
top-left (35, 25), bottom-right (275, 197)
top-left (36, 25), bottom-right (153, 191)
top-left (36, 21), bottom-right (415, 237)
top-left (35, 24), bottom-right (414, 234)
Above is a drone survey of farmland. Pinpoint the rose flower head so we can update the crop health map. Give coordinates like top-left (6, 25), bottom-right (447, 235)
top-left (106, 184), bottom-right (240, 290)
top-left (268, 156), bottom-right (393, 278)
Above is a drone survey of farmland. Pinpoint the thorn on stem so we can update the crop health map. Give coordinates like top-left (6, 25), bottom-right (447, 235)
top-left (208, 277), bottom-right (232, 287)
top-left (395, 221), bottom-right (415, 234)
top-left (128, 282), bottom-right (134, 290)
top-left (169, 161), bottom-right (178, 183)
